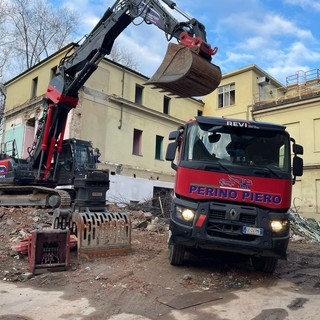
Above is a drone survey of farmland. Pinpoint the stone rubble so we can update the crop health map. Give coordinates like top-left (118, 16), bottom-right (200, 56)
top-left (289, 211), bottom-right (320, 242)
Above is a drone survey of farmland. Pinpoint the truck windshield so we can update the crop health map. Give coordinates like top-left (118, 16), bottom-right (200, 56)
top-left (182, 122), bottom-right (291, 175)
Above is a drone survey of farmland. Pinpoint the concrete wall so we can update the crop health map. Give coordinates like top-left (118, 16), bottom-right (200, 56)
top-left (5, 53), bottom-right (63, 110)
top-left (2, 44), bottom-right (197, 202)
top-left (106, 174), bottom-right (173, 204)
top-left (69, 60), bottom-right (203, 178)
top-left (4, 47), bottom-right (320, 220)
top-left (203, 65), bottom-right (283, 119)
top-left (254, 97), bottom-right (320, 218)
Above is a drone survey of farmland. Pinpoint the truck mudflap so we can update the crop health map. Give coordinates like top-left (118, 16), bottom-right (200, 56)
top-left (145, 43), bottom-right (222, 97)
top-left (74, 210), bottom-right (131, 259)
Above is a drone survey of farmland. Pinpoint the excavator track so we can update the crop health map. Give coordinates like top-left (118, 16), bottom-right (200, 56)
top-left (0, 185), bottom-right (71, 208)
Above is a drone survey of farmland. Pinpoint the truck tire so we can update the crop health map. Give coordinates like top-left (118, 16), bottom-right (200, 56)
top-left (169, 244), bottom-right (185, 266)
top-left (251, 256), bottom-right (278, 273)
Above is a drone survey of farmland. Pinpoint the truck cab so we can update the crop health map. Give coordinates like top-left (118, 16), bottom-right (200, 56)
top-left (166, 116), bottom-right (303, 272)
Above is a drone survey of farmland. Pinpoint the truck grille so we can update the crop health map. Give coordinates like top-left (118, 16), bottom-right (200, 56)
top-left (206, 202), bottom-right (258, 240)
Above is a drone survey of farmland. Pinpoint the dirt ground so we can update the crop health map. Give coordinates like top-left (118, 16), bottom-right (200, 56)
top-left (0, 206), bottom-right (320, 319)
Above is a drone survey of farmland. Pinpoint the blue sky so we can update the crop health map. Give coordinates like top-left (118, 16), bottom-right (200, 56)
top-left (52, 0), bottom-right (320, 85)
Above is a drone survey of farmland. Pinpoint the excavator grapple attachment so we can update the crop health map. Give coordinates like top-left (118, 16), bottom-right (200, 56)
top-left (145, 43), bottom-right (222, 97)
top-left (74, 211), bottom-right (131, 258)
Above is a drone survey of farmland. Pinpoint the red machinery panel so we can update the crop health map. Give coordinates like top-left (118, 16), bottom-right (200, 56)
top-left (28, 229), bottom-right (70, 274)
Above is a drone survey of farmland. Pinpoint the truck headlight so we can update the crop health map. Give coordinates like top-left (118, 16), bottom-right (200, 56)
top-left (271, 220), bottom-right (288, 232)
top-left (176, 206), bottom-right (195, 222)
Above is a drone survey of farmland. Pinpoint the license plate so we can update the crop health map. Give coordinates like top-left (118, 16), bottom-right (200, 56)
top-left (92, 192), bottom-right (103, 197)
top-left (242, 226), bottom-right (264, 236)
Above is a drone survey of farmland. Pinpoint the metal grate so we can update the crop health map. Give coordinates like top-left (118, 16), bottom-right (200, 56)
top-left (206, 202), bottom-right (258, 241)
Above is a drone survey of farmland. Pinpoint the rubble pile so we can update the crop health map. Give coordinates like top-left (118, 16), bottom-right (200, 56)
top-left (130, 210), bottom-right (168, 233)
top-left (126, 193), bottom-right (172, 218)
top-left (0, 205), bottom-right (167, 258)
top-left (0, 205), bottom-right (168, 281)
top-left (0, 208), bottom-right (53, 256)
top-left (290, 211), bottom-right (320, 242)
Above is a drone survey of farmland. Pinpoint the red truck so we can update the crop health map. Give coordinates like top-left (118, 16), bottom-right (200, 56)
top-left (166, 116), bottom-right (303, 272)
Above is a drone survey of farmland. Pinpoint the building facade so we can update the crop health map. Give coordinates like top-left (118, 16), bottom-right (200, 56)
top-left (252, 70), bottom-right (320, 219)
top-left (3, 47), bottom-right (320, 219)
top-left (3, 44), bottom-right (204, 203)
top-left (204, 65), bottom-right (320, 220)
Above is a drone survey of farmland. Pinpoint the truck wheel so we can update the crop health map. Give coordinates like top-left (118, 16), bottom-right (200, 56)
top-left (251, 256), bottom-right (278, 273)
top-left (169, 244), bottom-right (185, 266)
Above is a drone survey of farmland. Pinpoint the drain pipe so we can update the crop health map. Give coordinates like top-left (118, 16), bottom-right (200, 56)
top-left (118, 68), bottom-right (125, 130)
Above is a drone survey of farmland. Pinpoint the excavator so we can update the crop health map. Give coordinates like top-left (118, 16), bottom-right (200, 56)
top-left (0, 0), bottom-right (221, 257)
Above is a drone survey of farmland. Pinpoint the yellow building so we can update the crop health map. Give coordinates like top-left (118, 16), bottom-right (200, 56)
top-left (3, 48), bottom-right (320, 219)
top-left (204, 65), bottom-right (320, 220)
top-left (203, 64), bottom-right (284, 119)
top-left (3, 44), bottom-right (204, 202)
top-left (253, 71), bottom-right (320, 219)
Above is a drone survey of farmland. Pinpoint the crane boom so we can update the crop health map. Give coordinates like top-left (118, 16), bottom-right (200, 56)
top-left (29, 0), bottom-right (221, 180)
top-left (0, 0), bottom-right (222, 259)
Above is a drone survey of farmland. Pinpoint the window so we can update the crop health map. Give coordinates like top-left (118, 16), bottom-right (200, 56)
top-left (133, 129), bottom-right (142, 155)
top-left (51, 66), bottom-right (57, 80)
top-left (218, 83), bottom-right (235, 108)
top-left (155, 135), bottom-right (164, 160)
top-left (31, 77), bottom-right (38, 98)
top-left (197, 110), bottom-right (203, 116)
top-left (135, 85), bottom-right (144, 105)
top-left (163, 96), bottom-right (170, 114)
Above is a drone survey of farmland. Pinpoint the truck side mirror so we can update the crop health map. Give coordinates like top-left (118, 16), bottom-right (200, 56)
top-left (293, 144), bottom-right (303, 155)
top-left (168, 130), bottom-right (180, 141)
top-left (166, 142), bottom-right (177, 161)
top-left (166, 142), bottom-right (178, 171)
top-left (293, 156), bottom-right (303, 177)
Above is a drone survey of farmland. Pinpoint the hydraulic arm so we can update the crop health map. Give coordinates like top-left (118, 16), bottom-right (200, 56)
top-left (0, 0), bottom-right (222, 259)
top-left (29, 0), bottom-right (221, 182)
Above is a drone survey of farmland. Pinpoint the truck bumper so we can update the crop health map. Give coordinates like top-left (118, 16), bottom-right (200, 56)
top-left (169, 200), bottom-right (290, 259)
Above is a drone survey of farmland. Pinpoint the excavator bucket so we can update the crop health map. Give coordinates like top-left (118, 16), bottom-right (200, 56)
top-left (145, 43), bottom-right (222, 97)
top-left (74, 211), bottom-right (131, 259)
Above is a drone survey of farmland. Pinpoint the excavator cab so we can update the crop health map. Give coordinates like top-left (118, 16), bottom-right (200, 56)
top-left (56, 139), bottom-right (96, 186)
top-left (146, 43), bottom-right (222, 97)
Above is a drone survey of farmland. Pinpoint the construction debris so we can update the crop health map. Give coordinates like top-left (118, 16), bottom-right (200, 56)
top-left (0, 203), bottom-right (169, 260)
top-left (290, 211), bottom-right (320, 242)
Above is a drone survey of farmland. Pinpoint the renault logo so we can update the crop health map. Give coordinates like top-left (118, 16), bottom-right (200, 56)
top-left (227, 208), bottom-right (239, 221)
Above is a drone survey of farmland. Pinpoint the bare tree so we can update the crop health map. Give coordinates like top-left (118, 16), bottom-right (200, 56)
top-left (1, 0), bottom-right (78, 76)
top-left (108, 42), bottom-right (139, 71)
top-left (0, 0), bottom-right (7, 140)
top-left (0, 0), bottom-right (9, 79)
top-left (0, 83), bottom-right (6, 142)
top-left (0, 0), bottom-right (138, 79)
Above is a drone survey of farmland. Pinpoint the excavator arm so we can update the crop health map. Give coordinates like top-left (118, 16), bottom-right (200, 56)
top-left (49, 0), bottom-right (219, 101)
top-left (0, 0), bottom-right (222, 260)
top-left (30, 0), bottom-right (221, 183)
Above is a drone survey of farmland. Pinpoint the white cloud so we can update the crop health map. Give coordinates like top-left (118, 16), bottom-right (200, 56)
top-left (219, 12), bottom-right (314, 41)
top-left (53, 0), bottom-right (320, 83)
top-left (262, 42), bottom-right (320, 83)
top-left (115, 24), bottom-right (176, 77)
top-left (223, 52), bottom-right (255, 64)
top-left (62, 0), bottom-right (110, 34)
top-left (284, 0), bottom-right (320, 11)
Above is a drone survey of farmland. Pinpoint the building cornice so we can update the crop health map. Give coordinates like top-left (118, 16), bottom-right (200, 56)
top-left (108, 94), bottom-right (186, 126)
top-left (222, 64), bottom-right (284, 88)
top-left (4, 96), bottom-right (44, 118)
top-left (302, 164), bottom-right (320, 170)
